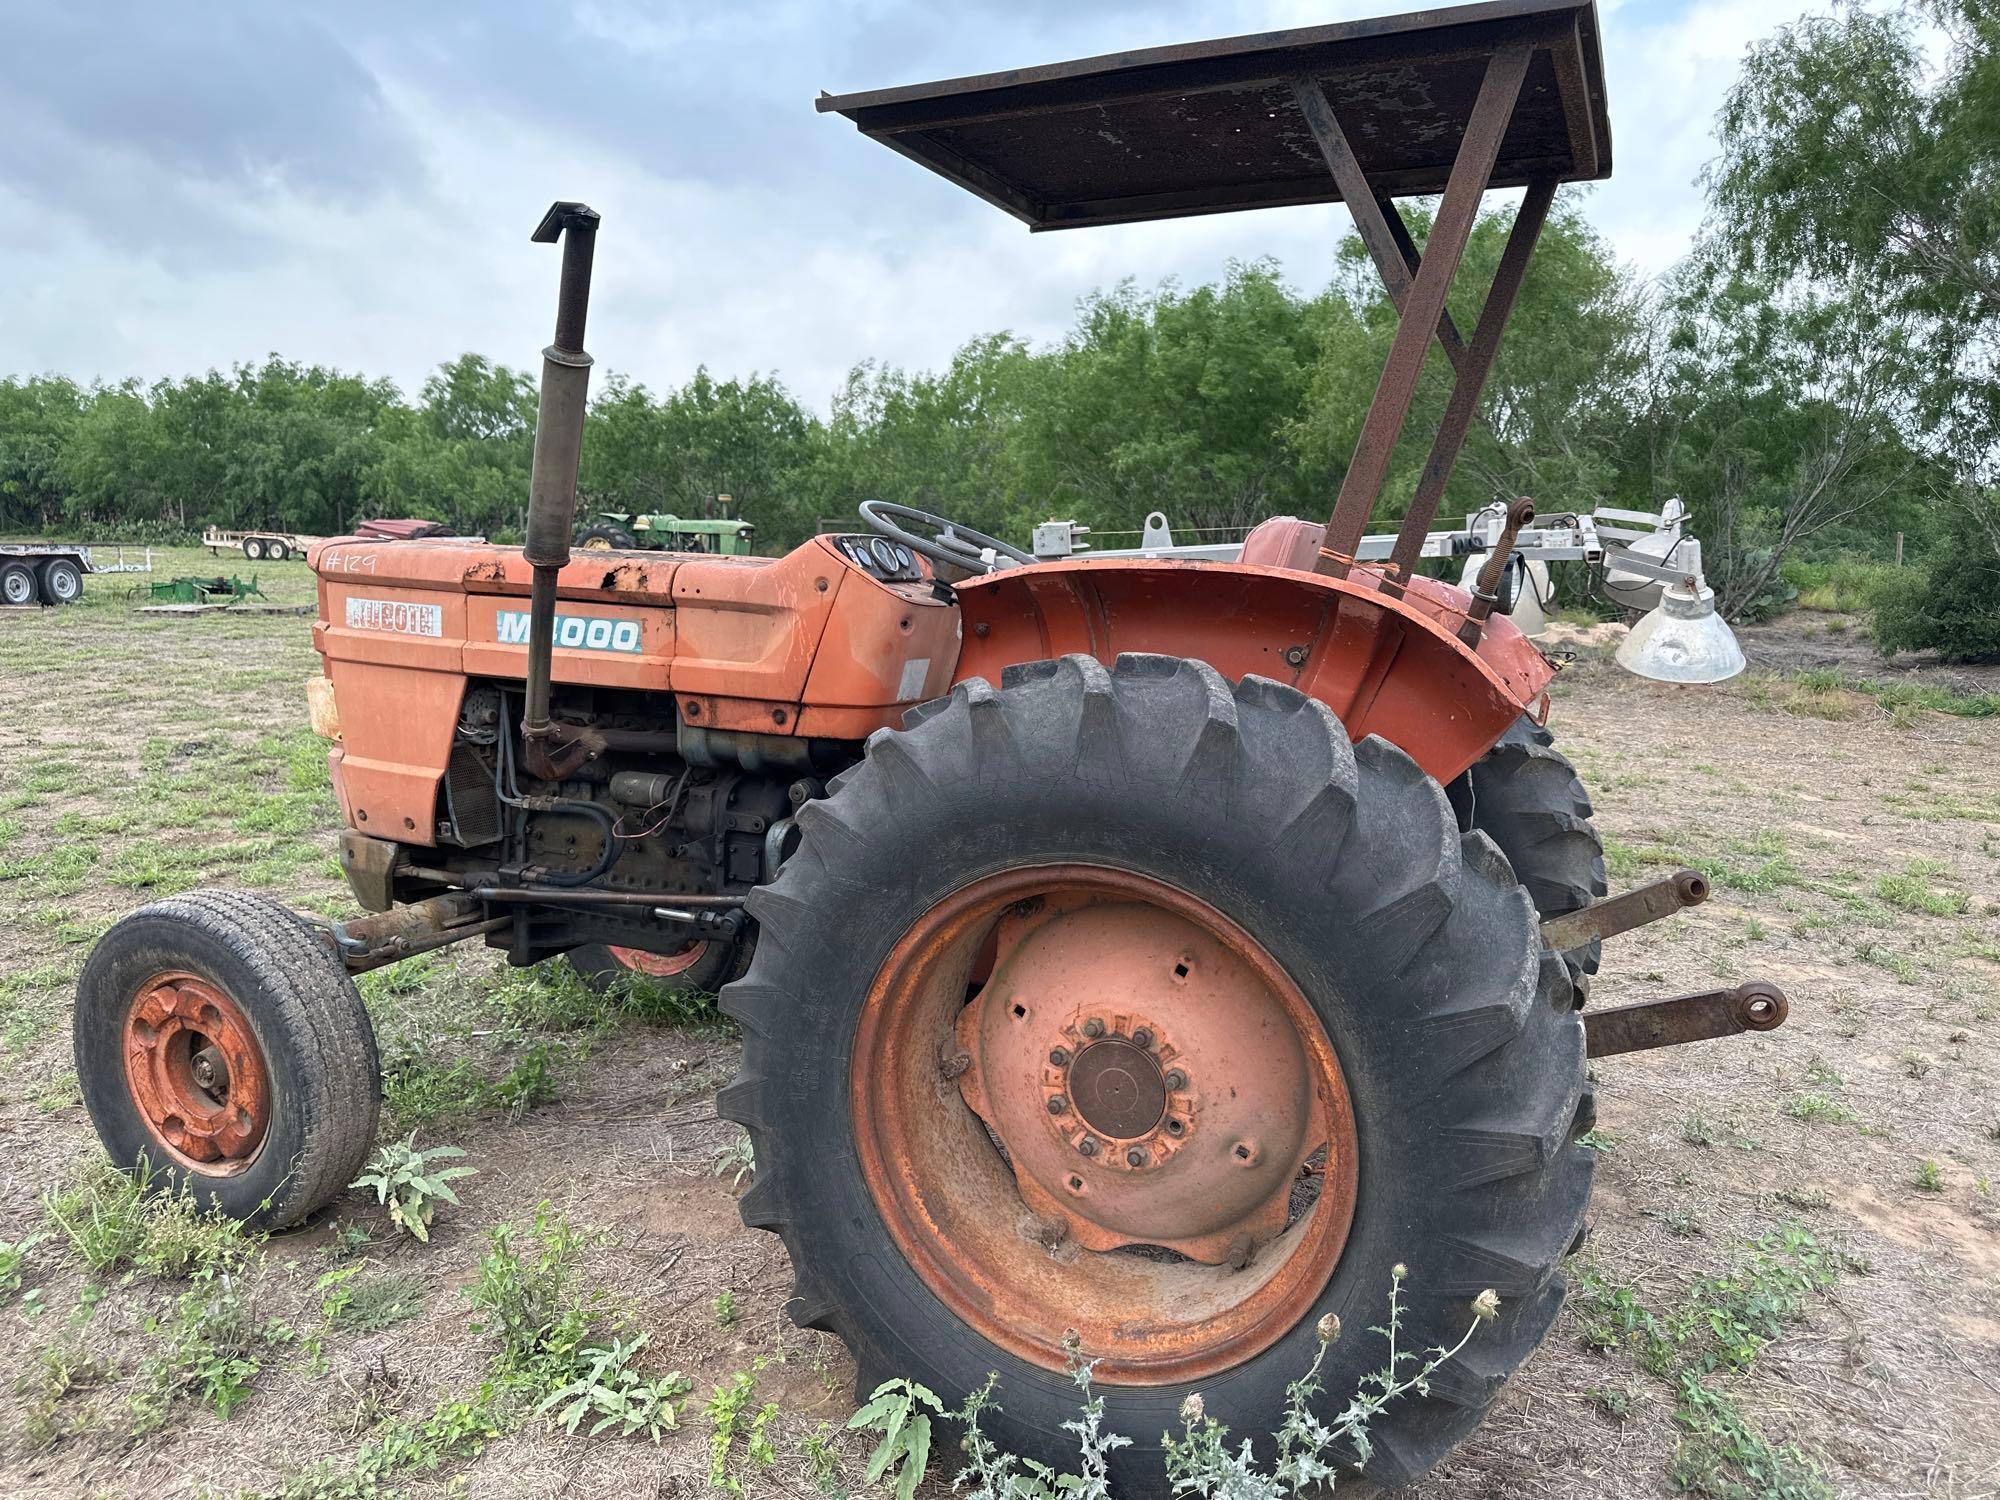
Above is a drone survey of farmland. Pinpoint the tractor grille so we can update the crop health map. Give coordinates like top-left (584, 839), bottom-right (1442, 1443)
top-left (444, 743), bottom-right (504, 848)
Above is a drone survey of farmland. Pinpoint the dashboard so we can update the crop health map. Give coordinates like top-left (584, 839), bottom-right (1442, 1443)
top-left (828, 533), bottom-right (925, 584)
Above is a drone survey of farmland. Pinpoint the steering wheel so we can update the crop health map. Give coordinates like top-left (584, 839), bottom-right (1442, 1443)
top-left (859, 499), bottom-right (1035, 574)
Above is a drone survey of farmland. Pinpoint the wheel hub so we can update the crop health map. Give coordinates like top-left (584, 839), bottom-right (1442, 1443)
top-left (1064, 1035), bottom-right (1166, 1141)
top-left (122, 973), bottom-right (271, 1173)
top-left (854, 865), bottom-right (1360, 1383)
top-left (952, 891), bottom-right (1336, 1265)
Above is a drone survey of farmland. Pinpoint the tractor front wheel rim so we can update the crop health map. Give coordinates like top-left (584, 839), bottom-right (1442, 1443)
top-left (852, 864), bottom-right (1358, 1384)
top-left (122, 972), bottom-right (272, 1174)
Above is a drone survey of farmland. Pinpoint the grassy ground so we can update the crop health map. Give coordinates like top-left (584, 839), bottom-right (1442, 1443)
top-left (1, 563), bottom-right (1996, 1498)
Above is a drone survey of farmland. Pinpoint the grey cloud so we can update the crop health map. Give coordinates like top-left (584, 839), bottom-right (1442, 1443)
top-left (0, 5), bottom-right (420, 260)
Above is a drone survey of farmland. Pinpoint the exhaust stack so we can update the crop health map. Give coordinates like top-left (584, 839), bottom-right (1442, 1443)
top-left (520, 201), bottom-right (600, 771)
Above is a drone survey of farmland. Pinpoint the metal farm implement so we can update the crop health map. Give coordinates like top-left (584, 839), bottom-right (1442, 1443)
top-left (72, 3), bottom-right (1790, 1487)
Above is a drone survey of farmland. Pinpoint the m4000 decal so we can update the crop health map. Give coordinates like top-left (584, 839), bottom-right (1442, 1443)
top-left (495, 610), bottom-right (642, 654)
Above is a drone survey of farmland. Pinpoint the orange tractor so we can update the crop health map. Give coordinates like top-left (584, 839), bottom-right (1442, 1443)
top-left (75, 1), bottom-right (1789, 1485)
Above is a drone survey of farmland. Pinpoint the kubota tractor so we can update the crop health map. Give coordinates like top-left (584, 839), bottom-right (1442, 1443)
top-left (73, 2), bottom-right (1791, 1486)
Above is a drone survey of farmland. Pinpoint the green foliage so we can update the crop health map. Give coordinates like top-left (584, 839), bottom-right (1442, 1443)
top-left (465, 1205), bottom-right (596, 1368)
top-left (1876, 860), bottom-right (1971, 916)
top-left (133, 1265), bottom-right (291, 1428)
top-left (42, 1160), bottom-right (254, 1278)
top-left (712, 1288), bottom-right (740, 1329)
top-left (351, 1137), bottom-right (477, 1241)
top-left (317, 1265), bottom-right (427, 1334)
top-left (535, 1332), bottom-right (692, 1440)
top-left (0, 1230), bottom-right (48, 1303)
top-left (1709, 2), bottom-right (2000, 461)
top-left (706, 1362), bottom-right (780, 1494)
top-left (847, 1377), bottom-right (942, 1500)
top-left (1780, 555), bottom-right (1900, 612)
top-left (1668, 1373), bottom-right (1832, 1499)
top-left (1914, 1158), bottom-right (1946, 1193)
top-left (1873, 499), bottom-right (2000, 662)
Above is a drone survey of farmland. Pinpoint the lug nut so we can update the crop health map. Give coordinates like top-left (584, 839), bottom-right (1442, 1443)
top-left (1077, 1136), bottom-right (1099, 1157)
top-left (1047, 1095), bottom-right (1068, 1115)
top-left (1049, 1047), bottom-right (1069, 1067)
top-left (1081, 1018), bottom-right (1104, 1039)
top-left (1126, 1147), bottom-right (1147, 1168)
top-left (1132, 1028), bottom-right (1153, 1048)
top-left (1165, 1069), bottom-right (1188, 1091)
top-left (1166, 1119), bottom-right (1185, 1137)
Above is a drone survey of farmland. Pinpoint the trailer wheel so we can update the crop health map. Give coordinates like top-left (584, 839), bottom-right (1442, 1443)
top-left (721, 655), bottom-right (1592, 1490)
top-left (577, 523), bottom-right (638, 551)
top-left (1, 561), bottom-right (35, 606)
top-left (569, 939), bottom-right (740, 995)
top-left (74, 889), bottom-right (380, 1230)
top-left (243, 537), bottom-right (266, 560)
top-left (38, 557), bottom-right (85, 605)
top-left (1450, 717), bottom-right (1606, 997)
top-left (266, 539), bottom-right (290, 562)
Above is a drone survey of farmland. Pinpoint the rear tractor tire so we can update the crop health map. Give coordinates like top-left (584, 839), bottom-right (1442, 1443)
top-left (577, 523), bottom-right (639, 551)
top-left (1450, 717), bottom-right (1606, 997)
top-left (720, 653), bottom-right (1594, 1490)
top-left (74, 889), bottom-right (380, 1230)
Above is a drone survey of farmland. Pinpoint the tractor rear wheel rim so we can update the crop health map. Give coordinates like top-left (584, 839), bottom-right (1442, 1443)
top-left (121, 972), bottom-right (272, 1174)
top-left (609, 941), bottom-right (710, 978)
top-left (852, 864), bottom-right (1358, 1384)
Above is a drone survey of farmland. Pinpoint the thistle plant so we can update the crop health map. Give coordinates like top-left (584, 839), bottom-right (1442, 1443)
top-left (350, 1137), bottom-right (478, 1242)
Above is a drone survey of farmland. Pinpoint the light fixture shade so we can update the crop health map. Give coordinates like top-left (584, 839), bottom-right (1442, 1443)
top-left (1616, 580), bottom-right (1746, 683)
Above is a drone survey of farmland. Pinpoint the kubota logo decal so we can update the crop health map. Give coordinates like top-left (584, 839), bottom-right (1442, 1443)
top-left (346, 597), bottom-right (442, 637)
top-left (495, 610), bottom-right (643, 654)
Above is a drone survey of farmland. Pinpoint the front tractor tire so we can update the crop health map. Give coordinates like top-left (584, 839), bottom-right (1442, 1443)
top-left (1452, 718), bottom-right (1607, 995)
top-left (720, 654), bottom-right (1594, 1490)
top-left (75, 890), bottom-right (380, 1230)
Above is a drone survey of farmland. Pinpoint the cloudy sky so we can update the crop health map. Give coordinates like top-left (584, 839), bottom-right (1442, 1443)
top-left (0, 0), bottom-right (1801, 411)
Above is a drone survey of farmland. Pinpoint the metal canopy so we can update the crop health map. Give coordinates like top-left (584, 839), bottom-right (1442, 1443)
top-left (823, 0), bottom-right (1614, 601)
top-left (817, 0), bottom-right (1610, 233)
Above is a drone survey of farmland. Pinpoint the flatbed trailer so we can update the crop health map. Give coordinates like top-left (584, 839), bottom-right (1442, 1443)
top-left (0, 542), bottom-right (153, 607)
top-left (202, 526), bottom-right (324, 562)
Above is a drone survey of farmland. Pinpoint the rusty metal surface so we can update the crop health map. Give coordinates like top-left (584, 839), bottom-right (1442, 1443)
top-left (953, 556), bottom-right (1556, 784)
top-left (818, 1), bottom-right (1611, 230)
top-left (1290, 76), bottom-right (1470, 371)
top-left (123, 972), bottom-right (270, 1173)
top-left (1585, 981), bottom-right (1788, 1059)
top-left (327, 893), bottom-right (502, 973)
top-left (950, 889), bottom-right (1342, 1266)
top-left (1317, 45), bottom-right (1531, 574)
top-left (1390, 178), bottom-right (1556, 586)
top-left (1456, 495), bottom-right (1536, 641)
top-left (1541, 868), bottom-right (1709, 953)
top-left (851, 863), bottom-right (1358, 1384)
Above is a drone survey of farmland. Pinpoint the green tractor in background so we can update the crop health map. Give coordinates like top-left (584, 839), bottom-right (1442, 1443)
top-left (576, 493), bottom-right (755, 555)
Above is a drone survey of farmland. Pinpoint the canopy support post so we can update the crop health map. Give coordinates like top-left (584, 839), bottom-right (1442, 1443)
top-left (1300, 45), bottom-right (1532, 579)
top-left (1385, 177), bottom-right (1556, 590)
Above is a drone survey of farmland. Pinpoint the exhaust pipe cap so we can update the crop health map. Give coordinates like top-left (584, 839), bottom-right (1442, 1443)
top-left (1615, 579), bottom-right (1745, 684)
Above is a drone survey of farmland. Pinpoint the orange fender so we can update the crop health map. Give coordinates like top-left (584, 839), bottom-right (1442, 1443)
top-left (951, 559), bottom-right (1554, 784)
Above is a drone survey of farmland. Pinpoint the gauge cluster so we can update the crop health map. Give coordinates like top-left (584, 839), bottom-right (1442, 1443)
top-left (830, 534), bottom-right (924, 582)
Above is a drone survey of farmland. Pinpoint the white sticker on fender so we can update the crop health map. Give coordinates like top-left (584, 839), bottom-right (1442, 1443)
top-left (345, 597), bottom-right (442, 637)
top-left (897, 656), bottom-right (932, 700)
top-left (495, 609), bottom-right (643, 654)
